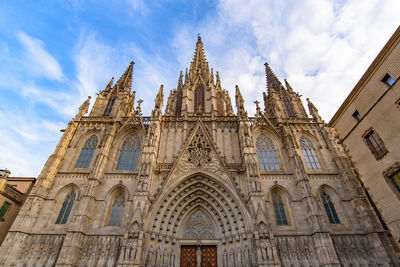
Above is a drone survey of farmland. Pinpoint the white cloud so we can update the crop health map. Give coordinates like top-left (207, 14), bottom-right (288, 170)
top-left (0, 110), bottom-right (62, 177)
top-left (170, 0), bottom-right (400, 120)
top-left (17, 32), bottom-right (65, 82)
top-left (2, 0), bottom-right (400, 178)
top-left (126, 0), bottom-right (148, 15)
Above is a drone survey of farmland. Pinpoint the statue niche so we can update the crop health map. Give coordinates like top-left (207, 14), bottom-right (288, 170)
top-left (183, 210), bottom-right (216, 239)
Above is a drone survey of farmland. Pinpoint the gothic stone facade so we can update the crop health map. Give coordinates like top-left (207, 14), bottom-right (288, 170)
top-left (0, 37), bottom-right (398, 267)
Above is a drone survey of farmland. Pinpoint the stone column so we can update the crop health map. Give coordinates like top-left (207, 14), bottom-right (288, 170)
top-left (282, 125), bottom-right (340, 266)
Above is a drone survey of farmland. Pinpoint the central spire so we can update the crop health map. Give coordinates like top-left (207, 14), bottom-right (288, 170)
top-left (164, 36), bottom-right (234, 116)
top-left (189, 35), bottom-right (210, 81)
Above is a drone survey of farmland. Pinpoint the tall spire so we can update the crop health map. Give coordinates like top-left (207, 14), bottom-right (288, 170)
top-left (264, 62), bottom-right (283, 94)
top-left (116, 61), bottom-right (134, 92)
top-left (189, 35), bottom-right (210, 80)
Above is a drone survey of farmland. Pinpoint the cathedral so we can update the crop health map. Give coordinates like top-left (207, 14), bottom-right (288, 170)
top-left (0, 37), bottom-right (399, 267)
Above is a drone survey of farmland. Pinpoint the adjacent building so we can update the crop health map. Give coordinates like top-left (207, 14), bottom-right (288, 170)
top-left (0, 169), bottom-right (35, 245)
top-left (0, 37), bottom-right (398, 266)
top-left (330, 26), bottom-right (400, 247)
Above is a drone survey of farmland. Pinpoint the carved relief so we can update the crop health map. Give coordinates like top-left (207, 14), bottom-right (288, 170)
top-left (18, 235), bottom-right (64, 266)
top-left (183, 210), bottom-right (215, 239)
top-left (187, 128), bottom-right (211, 166)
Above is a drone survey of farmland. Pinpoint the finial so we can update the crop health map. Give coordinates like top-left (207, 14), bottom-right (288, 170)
top-left (198, 33), bottom-right (201, 41)
top-left (137, 99), bottom-right (143, 108)
top-left (254, 100), bottom-right (260, 111)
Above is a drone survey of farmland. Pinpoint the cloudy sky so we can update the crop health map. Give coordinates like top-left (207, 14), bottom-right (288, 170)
top-left (0, 0), bottom-right (399, 177)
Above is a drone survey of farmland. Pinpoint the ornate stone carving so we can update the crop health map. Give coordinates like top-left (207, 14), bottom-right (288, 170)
top-left (187, 128), bottom-right (211, 166)
top-left (183, 210), bottom-right (215, 239)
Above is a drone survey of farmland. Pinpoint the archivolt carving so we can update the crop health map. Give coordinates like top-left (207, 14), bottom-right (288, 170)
top-left (149, 175), bottom-right (248, 239)
top-left (183, 210), bottom-right (215, 239)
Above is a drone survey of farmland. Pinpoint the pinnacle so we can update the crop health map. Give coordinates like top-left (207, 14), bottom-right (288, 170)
top-left (284, 79), bottom-right (294, 92)
top-left (264, 61), bottom-right (283, 94)
top-left (116, 61), bottom-right (134, 91)
top-left (189, 36), bottom-right (209, 78)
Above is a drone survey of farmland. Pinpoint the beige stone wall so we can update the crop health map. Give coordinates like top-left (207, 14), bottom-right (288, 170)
top-left (330, 27), bottom-right (400, 242)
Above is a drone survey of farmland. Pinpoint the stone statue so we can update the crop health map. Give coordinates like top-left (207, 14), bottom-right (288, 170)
top-left (223, 250), bottom-right (228, 267)
top-left (196, 246), bottom-right (202, 267)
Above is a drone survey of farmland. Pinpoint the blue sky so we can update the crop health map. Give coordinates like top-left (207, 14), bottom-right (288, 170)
top-left (0, 0), bottom-right (399, 176)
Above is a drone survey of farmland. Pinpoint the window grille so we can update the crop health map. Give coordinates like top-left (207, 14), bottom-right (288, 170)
top-left (272, 193), bottom-right (288, 225)
top-left (256, 135), bottom-right (280, 171)
top-left (117, 135), bottom-right (141, 170)
top-left (108, 194), bottom-right (124, 226)
top-left (321, 192), bottom-right (340, 224)
top-left (300, 136), bottom-right (321, 169)
top-left (75, 135), bottom-right (98, 168)
top-left (55, 192), bottom-right (76, 224)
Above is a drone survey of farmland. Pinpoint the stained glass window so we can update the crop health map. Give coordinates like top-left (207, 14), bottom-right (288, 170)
top-left (75, 135), bottom-right (98, 168)
top-left (55, 192), bottom-right (76, 224)
top-left (300, 136), bottom-right (321, 169)
top-left (283, 96), bottom-right (296, 117)
top-left (194, 86), bottom-right (204, 112)
top-left (108, 194), bottom-right (124, 226)
top-left (321, 192), bottom-right (340, 224)
top-left (117, 135), bottom-right (141, 170)
top-left (256, 135), bottom-right (280, 171)
top-left (272, 193), bottom-right (288, 225)
top-left (103, 96), bottom-right (116, 116)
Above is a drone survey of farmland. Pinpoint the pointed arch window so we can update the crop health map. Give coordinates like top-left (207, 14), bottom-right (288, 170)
top-left (217, 91), bottom-right (224, 115)
top-left (75, 135), bottom-right (98, 168)
top-left (103, 95), bottom-right (116, 116)
top-left (300, 136), bottom-right (321, 169)
top-left (175, 90), bottom-right (182, 116)
top-left (55, 192), bottom-right (76, 224)
top-left (283, 96), bottom-right (296, 117)
top-left (256, 135), bottom-right (280, 171)
top-left (272, 193), bottom-right (288, 225)
top-left (117, 135), bottom-right (141, 170)
top-left (194, 86), bottom-right (205, 112)
top-left (321, 192), bottom-right (340, 224)
top-left (108, 193), bottom-right (124, 226)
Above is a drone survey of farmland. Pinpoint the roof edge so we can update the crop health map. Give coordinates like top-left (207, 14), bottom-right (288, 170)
top-left (329, 25), bottom-right (400, 127)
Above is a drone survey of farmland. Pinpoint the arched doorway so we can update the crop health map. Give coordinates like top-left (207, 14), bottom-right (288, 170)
top-left (180, 209), bottom-right (217, 267)
top-left (146, 173), bottom-right (254, 267)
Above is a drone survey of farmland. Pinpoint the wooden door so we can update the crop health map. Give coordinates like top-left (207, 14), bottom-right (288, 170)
top-left (200, 246), bottom-right (217, 267)
top-left (180, 246), bottom-right (217, 267)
